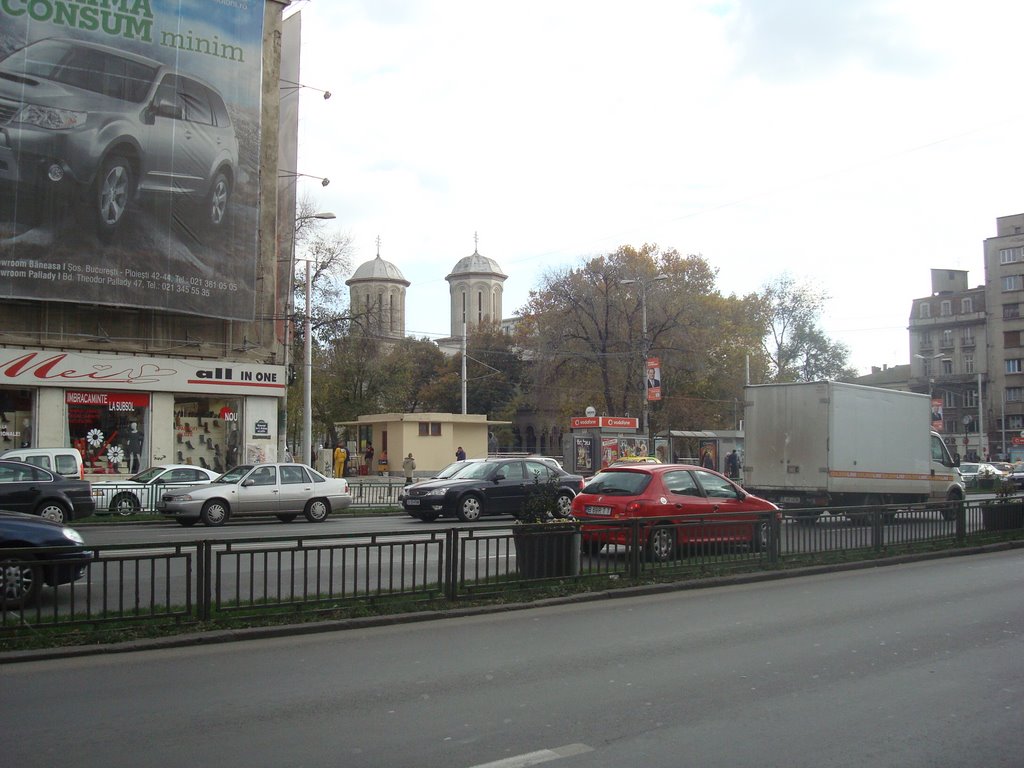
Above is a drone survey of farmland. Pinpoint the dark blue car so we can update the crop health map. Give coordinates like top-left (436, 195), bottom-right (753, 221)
top-left (0, 510), bottom-right (92, 609)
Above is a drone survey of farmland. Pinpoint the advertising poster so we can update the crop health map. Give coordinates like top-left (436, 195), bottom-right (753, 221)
top-left (600, 437), bottom-right (619, 469)
top-left (698, 438), bottom-right (719, 472)
top-left (618, 436), bottom-right (649, 458)
top-left (574, 436), bottom-right (594, 475)
top-left (930, 397), bottom-right (943, 432)
top-left (646, 356), bottom-right (662, 401)
top-left (0, 1), bottom-right (265, 319)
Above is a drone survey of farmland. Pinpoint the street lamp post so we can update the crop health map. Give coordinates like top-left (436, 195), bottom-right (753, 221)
top-left (622, 275), bottom-right (667, 448)
top-left (292, 211), bottom-right (335, 468)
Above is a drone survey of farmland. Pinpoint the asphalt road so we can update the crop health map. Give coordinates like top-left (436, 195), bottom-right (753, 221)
top-left (3, 548), bottom-right (1022, 768)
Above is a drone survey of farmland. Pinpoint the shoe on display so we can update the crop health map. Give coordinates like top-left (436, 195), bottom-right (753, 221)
top-left (186, 440), bottom-right (195, 450)
top-left (200, 457), bottom-right (209, 469)
top-left (177, 450), bottom-right (184, 463)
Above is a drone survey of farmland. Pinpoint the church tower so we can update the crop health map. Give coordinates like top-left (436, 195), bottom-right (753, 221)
top-left (445, 234), bottom-right (508, 337)
top-left (346, 238), bottom-right (410, 340)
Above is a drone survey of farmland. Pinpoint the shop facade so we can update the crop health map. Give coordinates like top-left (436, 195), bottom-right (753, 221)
top-left (0, 348), bottom-right (285, 479)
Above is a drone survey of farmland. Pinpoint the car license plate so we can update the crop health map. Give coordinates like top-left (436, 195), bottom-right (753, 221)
top-left (406, 499), bottom-right (420, 506)
top-left (780, 496), bottom-right (801, 504)
top-left (585, 505), bottom-right (612, 516)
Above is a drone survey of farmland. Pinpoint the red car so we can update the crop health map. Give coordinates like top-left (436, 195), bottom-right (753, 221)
top-left (571, 464), bottom-right (779, 561)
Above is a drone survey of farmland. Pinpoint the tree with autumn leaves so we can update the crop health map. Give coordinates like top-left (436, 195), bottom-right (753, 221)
top-left (290, 229), bottom-right (855, 448)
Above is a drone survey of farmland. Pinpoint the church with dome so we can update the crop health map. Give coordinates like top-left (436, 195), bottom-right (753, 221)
top-left (344, 237), bottom-right (562, 456)
top-left (346, 236), bottom-right (508, 348)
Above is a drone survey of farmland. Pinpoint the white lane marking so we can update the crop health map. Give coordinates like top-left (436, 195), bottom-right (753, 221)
top-left (468, 743), bottom-right (593, 768)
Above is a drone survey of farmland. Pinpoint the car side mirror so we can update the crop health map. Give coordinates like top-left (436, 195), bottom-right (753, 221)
top-left (493, 472), bottom-right (505, 482)
top-left (242, 479), bottom-right (255, 487)
top-left (152, 98), bottom-right (183, 120)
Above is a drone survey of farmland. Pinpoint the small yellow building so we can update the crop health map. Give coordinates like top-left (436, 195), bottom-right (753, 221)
top-left (336, 413), bottom-right (510, 476)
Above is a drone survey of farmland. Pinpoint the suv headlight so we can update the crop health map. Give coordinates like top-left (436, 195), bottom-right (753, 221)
top-left (14, 104), bottom-right (87, 130)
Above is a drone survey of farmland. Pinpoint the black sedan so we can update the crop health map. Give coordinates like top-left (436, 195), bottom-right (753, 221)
top-left (0, 460), bottom-right (95, 523)
top-left (402, 457), bottom-right (584, 522)
top-left (0, 511), bottom-right (93, 609)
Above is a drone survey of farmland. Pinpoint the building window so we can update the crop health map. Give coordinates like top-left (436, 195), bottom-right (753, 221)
top-left (1003, 275), bottom-right (1023, 292)
top-left (940, 300), bottom-right (952, 316)
top-left (965, 389), bottom-right (978, 408)
top-left (962, 327), bottom-right (974, 346)
top-left (943, 391), bottom-right (956, 408)
top-left (964, 354), bottom-right (974, 374)
top-left (1004, 304), bottom-right (1020, 320)
top-left (1006, 388), bottom-right (1024, 403)
top-left (1000, 247), bottom-right (1024, 264)
top-left (173, 397), bottom-right (242, 472)
top-left (941, 358), bottom-right (953, 375)
top-left (918, 303), bottom-right (930, 319)
top-left (919, 331), bottom-right (932, 349)
top-left (941, 329), bottom-right (953, 348)
top-left (1008, 415), bottom-right (1024, 431)
top-left (417, 422), bottom-right (442, 436)
top-left (1006, 359), bottom-right (1023, 374)
top-left (961, 297), bottom-right (973, 314)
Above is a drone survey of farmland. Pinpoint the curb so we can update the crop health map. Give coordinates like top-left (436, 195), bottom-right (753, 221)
top-left (3, 540), bottom-right (1022, 664)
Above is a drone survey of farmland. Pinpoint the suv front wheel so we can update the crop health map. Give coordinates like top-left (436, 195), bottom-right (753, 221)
top-left (204, 170), bottom-right (231, 228)
top-left (94, 154), bottom-right (134, 241)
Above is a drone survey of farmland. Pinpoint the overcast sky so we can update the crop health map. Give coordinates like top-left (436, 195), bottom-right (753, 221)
top-left (287, 0), bottom-right (1024, 375)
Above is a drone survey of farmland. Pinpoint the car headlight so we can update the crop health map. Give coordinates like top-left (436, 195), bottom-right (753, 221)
top-left (14, 104), bottom-right (87, 130)
top-left (61, 527), bottom-right (85, 545)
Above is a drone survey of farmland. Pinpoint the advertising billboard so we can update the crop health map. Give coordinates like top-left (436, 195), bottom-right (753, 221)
top-left (0, 1), bottom-right (265, 320)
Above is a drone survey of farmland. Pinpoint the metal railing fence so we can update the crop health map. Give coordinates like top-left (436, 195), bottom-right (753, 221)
top-left (4, 496), bottom-right (1022, 634)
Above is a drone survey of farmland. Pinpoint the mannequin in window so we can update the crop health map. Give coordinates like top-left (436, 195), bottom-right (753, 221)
top-left (127, 421), bottom-right (144, 473)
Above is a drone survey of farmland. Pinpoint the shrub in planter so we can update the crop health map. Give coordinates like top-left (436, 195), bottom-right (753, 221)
top-left (512, 476), bottom-right (581, 579)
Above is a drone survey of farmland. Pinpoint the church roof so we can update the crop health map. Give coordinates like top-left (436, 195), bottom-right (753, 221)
top-left (446, 249), bottom-right (507, 281)
top-left (346, 255), bottom-right (410, 286)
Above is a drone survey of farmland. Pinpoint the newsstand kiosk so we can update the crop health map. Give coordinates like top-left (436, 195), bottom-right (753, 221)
top-left (564, 415), bottom-right (649, 476)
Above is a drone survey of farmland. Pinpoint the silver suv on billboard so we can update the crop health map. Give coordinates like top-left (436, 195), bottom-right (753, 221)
top-left (0, 38), bottom-right (238, 241)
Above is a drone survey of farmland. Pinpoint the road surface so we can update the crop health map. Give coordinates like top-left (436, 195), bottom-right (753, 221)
top-left (3, 548), bottom-right (1022, 767)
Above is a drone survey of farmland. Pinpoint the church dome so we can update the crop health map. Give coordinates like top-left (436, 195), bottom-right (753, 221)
top-left (447, 249), bottom-right (507, 280)
top-left (347, 255), bottom-right (409, 286)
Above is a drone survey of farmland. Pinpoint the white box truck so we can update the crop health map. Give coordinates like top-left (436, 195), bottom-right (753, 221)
top-left (743, 381), bottom-right (964, 518)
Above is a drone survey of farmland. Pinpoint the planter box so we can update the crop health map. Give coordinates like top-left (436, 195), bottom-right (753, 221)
top-left (513, 524), bottom-right (581, 579)
top-left (981, 500), bottom-right (1024, 531)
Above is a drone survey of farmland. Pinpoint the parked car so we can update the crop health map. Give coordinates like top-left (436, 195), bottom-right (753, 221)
top-left (402, 457), bottom-right (584, 522)
top-left (0, 459), bottom-right (95, 523)
top-left (0, 37), bottom-right (238, 239)
top-left (571, 464), bottom-right (779, 562)
top-left (0, 446), bottom-right (85, 479)
top-left (92, 464), bottom-right (219, 515)
top-left (959, 462), bottom-right (1006, 488)
top-left (156, 463), bottom-right (350, 527)
top-left (0, 510), bottom-right (93, 609)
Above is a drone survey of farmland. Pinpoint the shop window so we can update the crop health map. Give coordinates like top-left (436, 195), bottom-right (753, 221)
top-left (0, 388), bottom-right (35, 449)
top-left (66, 391), bottom-right (149, 474)
top-left (174, 397), bottom-right (242, 473)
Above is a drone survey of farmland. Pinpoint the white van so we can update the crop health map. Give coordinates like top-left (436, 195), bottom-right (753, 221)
top-left (1, 447), bottom-right (85, 479)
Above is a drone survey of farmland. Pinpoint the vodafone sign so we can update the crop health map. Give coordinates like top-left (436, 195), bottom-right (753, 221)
top-left (570, 416), bottom-right (640, 430)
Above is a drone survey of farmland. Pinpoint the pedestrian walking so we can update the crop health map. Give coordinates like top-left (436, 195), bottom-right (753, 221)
top-left (725, 449), bottom-right (740, 479)
top-left (455, 446), bottom-right (466, 461)
top-left (402, 453), bottom-right (416, 484)
top-left (364, 442), bottom-right (375, 473)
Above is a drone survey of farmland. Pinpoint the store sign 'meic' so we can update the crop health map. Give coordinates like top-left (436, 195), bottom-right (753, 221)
top-left (0, 349), bottom-right (286, 396)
